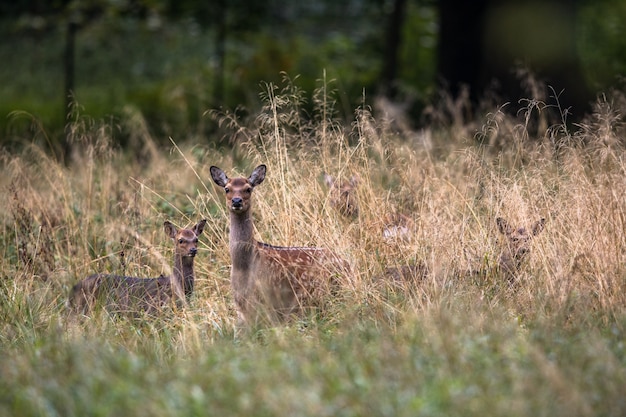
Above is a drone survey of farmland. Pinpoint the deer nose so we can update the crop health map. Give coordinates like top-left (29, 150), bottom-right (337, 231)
top-left (189, 247), bottom-right (197, 256)
top-left (231, 197), bottom-right (243, 209)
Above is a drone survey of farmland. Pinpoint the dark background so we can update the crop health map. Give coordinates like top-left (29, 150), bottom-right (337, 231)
top-left (1, 0), bottom-right (624, 156)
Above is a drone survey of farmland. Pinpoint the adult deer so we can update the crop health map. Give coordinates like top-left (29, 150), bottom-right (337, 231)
top-left (211, 164), bottom-right (350, 325)
top-left (69, 219), bottom-right (206, 316)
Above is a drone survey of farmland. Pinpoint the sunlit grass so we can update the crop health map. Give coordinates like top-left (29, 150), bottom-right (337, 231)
top-left (1, 83), bottom-right (625, 416)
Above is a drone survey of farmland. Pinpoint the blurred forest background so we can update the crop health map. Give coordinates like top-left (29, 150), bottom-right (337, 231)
top-left (1, 0), bottom-right (625, 158)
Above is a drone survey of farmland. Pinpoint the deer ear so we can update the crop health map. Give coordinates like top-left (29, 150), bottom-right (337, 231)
top-left (248, 164), bottom-right (266, 187)
top-left (496, 217), bottom-right (512, 235)
top-left (532, 218), bottom-right (546, 236)
top-left (164, 221), bottom-right (177, 239)
top-left (194, 219), bottom-right (207, 236)
top-left (210, 166), bottom-right (228, 187)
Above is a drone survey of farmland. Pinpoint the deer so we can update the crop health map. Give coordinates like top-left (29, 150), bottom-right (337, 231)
top-left (495, 216), bottom-right (545, 281)
top-left (211, 164), bottom-right (350, 326)
top-left (324, 173), bottom-right (414, 240)
top-left (377, 262), bottom-right (430, 293)
top-left (68, 219), bottom-right (206, 316)
top-left (324, 173), bottom-right (360, 218)
top-left (460, 217), bottom-right (546, 290)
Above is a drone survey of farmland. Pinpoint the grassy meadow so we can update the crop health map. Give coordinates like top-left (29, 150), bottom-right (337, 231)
top-left (1, 84), bottom-right (625, 416)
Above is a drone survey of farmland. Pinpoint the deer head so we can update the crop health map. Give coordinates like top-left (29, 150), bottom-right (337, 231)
top-left (211, 165), bottom-right (266, 215)
top-left (324, 173), bottom-right (359, 218)
top-left (164, 219), bottom-right (206, 259)
top-left (496, 217), bottom-right (545, 279)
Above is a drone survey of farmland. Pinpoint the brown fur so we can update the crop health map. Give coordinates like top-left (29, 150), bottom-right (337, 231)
top-left (379, 262), bottom-right (429, 290)
top-left (324, 173), bottom-right (414, 240)
top-left (212, 165), bottom-right (350, 325)
top-left (324, 173), bottom-right (360, 218)
top-left (496, 217), bottom-right (545, 282)
top-left (68, 220), bottom-right (206, 316)
top-left (381, 212), bottom-right (415, 241)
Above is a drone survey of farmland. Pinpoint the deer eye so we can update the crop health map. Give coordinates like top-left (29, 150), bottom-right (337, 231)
top-left (224, 187), bottom-right (230, 193)
top-left (194, 238), bottom-right (198, 243)
top-left (179, 239), bottom-right (184, 244)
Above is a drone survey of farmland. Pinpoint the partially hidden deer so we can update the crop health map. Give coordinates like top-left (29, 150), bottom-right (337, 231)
top-left (324, 173), bottom-right (414, 240)
top-left (495, 217), bottom-right (545, 282)
top-left (211, 164), bottom-right (350, 325)
top-left (69, 219), bottom-right (206, 316)
top-left (378, 262), bottom-right (429, 292)
top-left (324, 173), bottom-right (360, 218)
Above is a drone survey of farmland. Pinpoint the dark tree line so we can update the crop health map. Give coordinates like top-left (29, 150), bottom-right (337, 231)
top-left (1, 0), bottom-right (604, 157)
top-left (436, 0), bottom-right (592, 116)
top-left (4, 0), bottom-right (595, 108)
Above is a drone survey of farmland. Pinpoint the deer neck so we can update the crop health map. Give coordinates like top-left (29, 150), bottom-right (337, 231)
top-left (173, 253), bottom-right (195, 298)
top-left (229, 209), bottom-right (257, 272)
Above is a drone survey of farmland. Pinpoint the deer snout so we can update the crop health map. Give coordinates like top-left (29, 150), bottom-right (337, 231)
top-left (231, 197), bottom-right (244, 210)
top-left (188, 247), bottom-right (198, 257)
top-left (515, 247), bottom-right (529, 259)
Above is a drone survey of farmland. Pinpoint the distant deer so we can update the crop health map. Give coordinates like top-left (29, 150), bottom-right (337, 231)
top-left (211, 164), bottom-right (350, 325)
top-left (324, 173), bottom-right (414, 240)
top-left (69, 220), bottom-right (206, 316)
top-left (324, 173), bottom-right (360, 218)
top-left (495, 217), bottom-right (545, 282)
top-left (378, 262), bottom-right (429, 291)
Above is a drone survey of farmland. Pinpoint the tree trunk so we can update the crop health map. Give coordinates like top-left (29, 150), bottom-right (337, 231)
top-left (381, 0), bottom-right (408, 98)
top-left (436, 0), bottom-right (489, 101)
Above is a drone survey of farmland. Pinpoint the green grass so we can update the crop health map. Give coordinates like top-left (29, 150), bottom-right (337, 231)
top-left (1, 84), bottom-right (625, 416)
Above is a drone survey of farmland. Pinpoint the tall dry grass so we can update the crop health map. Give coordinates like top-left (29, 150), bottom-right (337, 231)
top-left (0, 80), bottom-right (625, 416)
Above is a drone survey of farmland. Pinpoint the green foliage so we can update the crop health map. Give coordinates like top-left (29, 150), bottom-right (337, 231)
top-left (0, 0), bottom-right (439, 149)
top-left (578, 0), bottom-right (626, 90)
top-left (399, 2), bottom-right (438, 95)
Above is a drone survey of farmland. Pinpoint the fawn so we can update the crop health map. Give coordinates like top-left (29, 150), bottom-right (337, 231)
top-left (211, 164), bottom-right (350, 325)
top-left (324, 173), bottom-right (414, 240)
top-left (324, 173), bottom-right (360, 218)
top-left (69, 219), bottom-right (206, 316)
top-left (378, 262), bottom-right (430, 291)
top-left (495, 217), bottom-right (546, 282)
